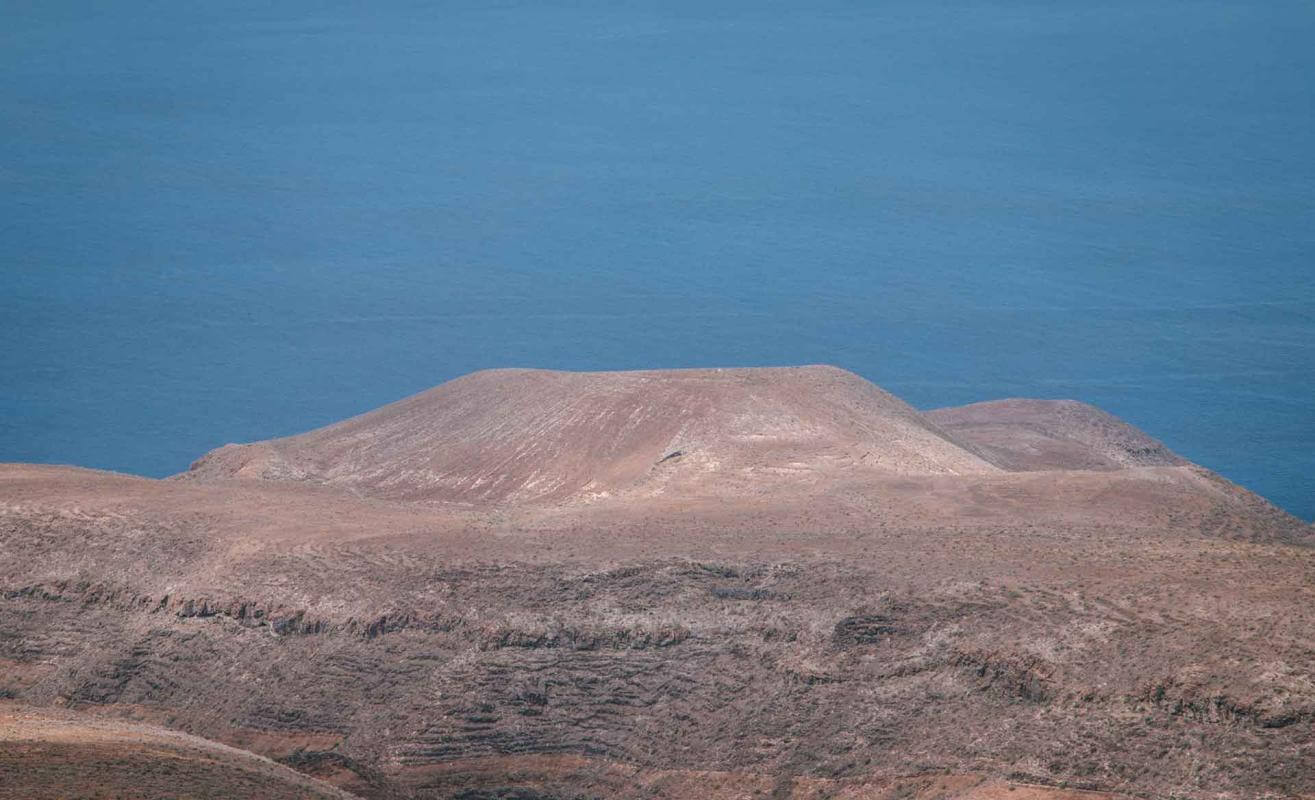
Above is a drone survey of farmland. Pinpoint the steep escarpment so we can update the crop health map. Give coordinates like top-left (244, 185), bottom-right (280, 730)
top-left (183, 366), bottom-right (1000, 504)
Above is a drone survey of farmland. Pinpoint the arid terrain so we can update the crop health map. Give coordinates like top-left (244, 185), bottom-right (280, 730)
top-left (2, 366), bottom-right (1311, 799)
top-left (0, 705), bottom-right (357, 800)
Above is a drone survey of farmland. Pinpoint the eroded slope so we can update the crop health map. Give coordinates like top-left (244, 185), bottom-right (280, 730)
top-left (0, 704), bottom-right (360, 800)
top-left (2, 367), bottom-right (1312, 800)
top-left (926, 398), bottom-right (1186, 472)
top-left (1, 460), bottom-right (1311, 799)
top-left (184, 366), bottom-right (999, 504)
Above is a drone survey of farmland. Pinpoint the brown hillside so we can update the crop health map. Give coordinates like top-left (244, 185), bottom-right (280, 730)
top-left (926, 398), bottom-right (1187, 472)
top-left (183, 366), bottom-right (999, 504)
top-left (2, 367), bottom-right (1312, 800)
top-left (0, 704), bottom-right (360, 800)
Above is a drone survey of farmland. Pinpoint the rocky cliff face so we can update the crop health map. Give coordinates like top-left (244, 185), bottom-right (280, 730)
top-left (2, 367), bottom-right (1312, 799)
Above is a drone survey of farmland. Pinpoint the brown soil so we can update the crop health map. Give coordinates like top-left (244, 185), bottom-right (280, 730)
top-left (926, 398), bottom-right (1187, 472)
top-left (0, 703), bottom-right (360, 799)
top-left (1, 367), bottom-right (1311, 799)
top-left (181, 366), bottom-right (1000, 504)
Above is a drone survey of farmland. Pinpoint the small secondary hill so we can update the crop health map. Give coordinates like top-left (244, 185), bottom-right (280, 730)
top-left (184, 366), bottom-right (1000, 505)
top-left (0, 704), bottom-right (360, 800)
top-left (926, 398), bottom-right (1187, 472)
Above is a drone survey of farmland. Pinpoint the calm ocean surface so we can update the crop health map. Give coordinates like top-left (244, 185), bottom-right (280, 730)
top-left (2, 1), bottom-right (1312, 519)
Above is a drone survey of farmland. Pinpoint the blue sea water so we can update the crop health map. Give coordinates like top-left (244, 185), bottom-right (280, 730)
top-left (2, 1), bottom-right (1312, 519)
